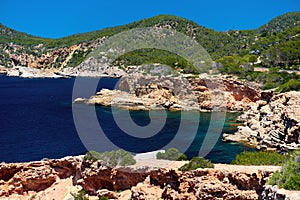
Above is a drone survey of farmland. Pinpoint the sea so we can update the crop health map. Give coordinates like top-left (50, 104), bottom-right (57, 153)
top-left (0, 74), bottom-right (252, 163)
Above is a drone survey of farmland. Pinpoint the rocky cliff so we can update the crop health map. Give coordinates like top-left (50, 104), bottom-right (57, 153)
top-left (0, 36), bottom-right (105, 69)
top-left (0, 156), bottom-right (285, 200)
top-left (223, 91), bottom-right (300, 152)
top-left (76, 74), bottom-right (261, 111)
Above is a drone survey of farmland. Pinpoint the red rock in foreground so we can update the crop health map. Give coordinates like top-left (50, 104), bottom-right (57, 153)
top-left (0, 156), bottom-right (292, 200)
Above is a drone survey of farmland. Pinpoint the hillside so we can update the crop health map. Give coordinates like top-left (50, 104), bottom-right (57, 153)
top-left (0, 12), bottom-right (299, 75)
top-left (257, 12), bottom-right (300, 35)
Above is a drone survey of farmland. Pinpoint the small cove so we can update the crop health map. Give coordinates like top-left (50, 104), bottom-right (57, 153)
top-left (0, 75), bottom-right (252, 163)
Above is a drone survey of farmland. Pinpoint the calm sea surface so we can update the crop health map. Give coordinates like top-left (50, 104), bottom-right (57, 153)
top-left (0, 75), bottom-right (252, 163)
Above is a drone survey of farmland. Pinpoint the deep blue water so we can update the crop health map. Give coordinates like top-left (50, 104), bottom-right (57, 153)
top-left (0, 75), bottom-right (251, 163)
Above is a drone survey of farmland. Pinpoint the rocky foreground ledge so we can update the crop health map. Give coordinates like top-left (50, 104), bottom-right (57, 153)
top-left (2, 156), bottom-right (298, 200)
top-left (223, 91), bottom-right (300, 152)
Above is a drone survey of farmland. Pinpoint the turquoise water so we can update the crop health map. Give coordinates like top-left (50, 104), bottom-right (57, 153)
top-left (0, 75), bottom-right (252, 163)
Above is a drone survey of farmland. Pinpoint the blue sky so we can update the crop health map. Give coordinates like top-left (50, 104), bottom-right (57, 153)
top-left (0, 0), bottom-right (299, 38)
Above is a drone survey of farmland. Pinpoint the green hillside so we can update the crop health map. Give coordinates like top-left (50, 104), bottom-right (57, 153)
top-left (257, 12), bottom-right (300, 35)
top-left (0, 12), bottom-right (299, 72)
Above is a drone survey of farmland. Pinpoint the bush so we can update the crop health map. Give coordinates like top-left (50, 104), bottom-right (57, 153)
top-left (73, 189), bottom-right (89, 200)
top-left (276, 78), bottom-right (300, 92)
top-left (179, 157), bottom-right (214, 171)
top-left (231, 151), bottom-right (288, 166)
top-left (83, 149), bottom-right (136, 167)
top-left (268, 151), bottom-right (300, 190)
top-left (156, 148), bottom-right (187, 161)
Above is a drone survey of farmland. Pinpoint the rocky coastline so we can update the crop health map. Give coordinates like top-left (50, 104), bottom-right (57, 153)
top-left (3, 156), bottom-right (299, 200)
top-left (75, 73), bottom-right (300, 153)
top-left (223, 91), bottom-right (300, 152)
top-left (3, 64), bottom-right (299, 153)
top-left (75, 73), bottom-right (261, 112)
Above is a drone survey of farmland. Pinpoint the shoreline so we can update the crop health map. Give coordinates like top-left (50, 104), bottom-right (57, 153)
top-left (2, 67), bottom-right (299, 154)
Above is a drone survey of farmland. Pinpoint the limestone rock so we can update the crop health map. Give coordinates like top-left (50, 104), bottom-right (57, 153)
top-left (78, 75), bottom-right (262, 112)
top-left (223, 91), bottom-right (300, 152)
top-left (131, 166), bottom-right (277, 200)
top-left (7, 66), bottom-right (65, 78)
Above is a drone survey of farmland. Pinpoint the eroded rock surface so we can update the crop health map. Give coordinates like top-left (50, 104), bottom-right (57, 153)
top-left (77, 74), bottom-right (261, 112)
top-left (131, 166), bottom-right (278, 200)
top-left (0, 156), bottom-right (149, 198)
top-left (223, 91), bottom-right (300, 152)
top-left (0, 157), bottom-right (283, 200)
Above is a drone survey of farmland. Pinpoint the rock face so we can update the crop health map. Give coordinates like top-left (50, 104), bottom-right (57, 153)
top-left (0, 156), bottom-right (149, 197)
top-left (131, 166), bottom-right (277, 200)
top-left (223, 91), bottom-right (300, 152)
top-left (0, 157), bottom-right (282, 200)
top-left (79, 163), bottom-right (150, 195)
top-left (83, 75), bottom-right (199, 111)
top-left (1, 37), bottom-right (105, 69)
top-left (189, 77), bottom-right (261, 111)
top-left (77, 74), bottom-right (261, 111)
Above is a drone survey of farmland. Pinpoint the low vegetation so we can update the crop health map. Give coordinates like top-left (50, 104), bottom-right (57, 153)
top-left (179, 157), bottom-right (214, 171)
top-left (73, 189), bottom-right (89, 200)
top-left (268, 151), bottom-right (300, 190)
top-left (83, 149), bottom-right (136, 167)
top-left (113, 48), bottom-right (197, 74)
top-left (231, 151), bottom-right (289, 166)
top-left (217, 55), bottom-right (300, 92)
top-left (275, 78), bottom-right (300, 92)
top-left (156, 148), bottom-right (187, 161)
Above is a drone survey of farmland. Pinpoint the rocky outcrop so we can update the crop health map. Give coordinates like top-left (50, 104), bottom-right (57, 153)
top-left (0, 156), bottom-right (149, 197)
top-left (80, 75), bottom-right (199, 111)
top-left (131, 166), bottom-right (278, 200)
top-left (77, 74), bottom-right (261, 111)
top-left (0, 156), bottom-right (283, 199)
top-left (0, 157), bottom-right (79, 196)
top-left (79, 162), bottom-right (150, 195)
top-left (189, 77), bottom-right (261, 111)
top-left (223, 91), bottom-right (300, 152)
top-left (0, 37), bottom-right (105, 69)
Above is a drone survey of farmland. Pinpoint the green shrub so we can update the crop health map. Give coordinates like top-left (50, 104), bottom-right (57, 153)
top-left (177, 153), bottom-right (188, 161)
top-left (83, 150), bottom-right (103, 162)
top-left (268, 151), bottom-right (300, 190)
top-left (276, 78), bottom-right (300, 92)
top-left (83, 149), bottom-right (136, 167)
top-left (156, 148), bottom-right (187, 161)
top-left (73, 189), bottom-right (89, 200)
top-left (179, 157), bottom-right (214, 171)
top-left (231, 151), bottom-right (288, 165)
